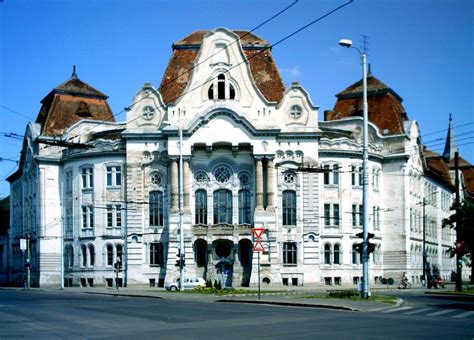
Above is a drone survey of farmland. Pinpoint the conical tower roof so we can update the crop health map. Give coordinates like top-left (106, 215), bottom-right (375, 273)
top-left (442, 114), bottom-right (458, 161)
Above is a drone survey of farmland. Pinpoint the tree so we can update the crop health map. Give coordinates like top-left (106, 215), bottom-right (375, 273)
top-left (443, 196), bottom-right (474, 284)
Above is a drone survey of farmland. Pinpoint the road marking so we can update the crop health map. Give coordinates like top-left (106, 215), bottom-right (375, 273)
top-left (382, 307), bottom-right (413, 313)
top-left (404, 308), bottom-right (432, 315)
top-left (426, 309), bottom-right (455, 316)
top-left (452, 311), bottom-right (474, 319)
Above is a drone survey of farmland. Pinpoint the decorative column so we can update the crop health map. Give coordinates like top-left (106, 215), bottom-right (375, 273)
top-left (183, 158), bottom-right (191, 212)
top-left (170, 158), bottom-right (179, 213)
top-left (266, 158), bottom-right (274, 211)
top-left (255, 157), bottom-right (264, 211)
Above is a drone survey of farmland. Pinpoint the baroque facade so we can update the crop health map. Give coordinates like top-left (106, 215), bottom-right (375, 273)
top-left (7, 28), bottom-right (470, 288)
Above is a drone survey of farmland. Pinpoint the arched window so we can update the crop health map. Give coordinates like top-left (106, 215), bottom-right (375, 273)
top-left (208, 73), bottom-right (236, 100)
top-left (333, 244), bottom-right (341, 265)
top-left (324, 244), bottom-right (331, 264)
top-left (282, 190), bottom-right (296, 226)
top-left (213, 189), bottom-right (232, 224)
top-left (217, 74), bottom-right (225, 99)
top-left (149, 191), bottom-right (164, 227)
top-left (106, 244), bottom-right (113, 266)
top-left (81, 244), bottom-right (87, 267)
top-left (88, 244), bottom-right (95, 267)
top-left (238, 189), bottom-right (251, 224)
top-left (195, 190), bottom-right (208, 224)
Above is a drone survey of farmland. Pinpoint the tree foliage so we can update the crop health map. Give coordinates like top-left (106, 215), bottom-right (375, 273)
top-left (443, 196), bottom-right (474, 282)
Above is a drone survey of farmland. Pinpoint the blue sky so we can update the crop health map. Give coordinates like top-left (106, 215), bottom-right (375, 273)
top-left (0, 0), bottom-right (472, 198)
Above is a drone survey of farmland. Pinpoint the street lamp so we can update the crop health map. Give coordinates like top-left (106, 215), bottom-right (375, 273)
top-left (163, 121), bottom-right (185, 291)
top-left (339, 38), bottom-right (370, 299)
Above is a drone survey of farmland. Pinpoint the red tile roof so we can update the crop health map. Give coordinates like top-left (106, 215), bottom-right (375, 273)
top-left (159, 30), bottom-right (285, 104)
top-left (423, 149), bottom-right (453, 188)
top-left (35, 76), bottom-right (115, 136)
top-left (462, 167), bottom-right (474, 196)
top-left (327, 74), bottom-right (408, 135)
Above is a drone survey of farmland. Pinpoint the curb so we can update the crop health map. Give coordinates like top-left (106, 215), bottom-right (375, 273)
top-left (215, 299), bottom-right (359, 311)
top-left (83, 291), bottom-right (165, 299)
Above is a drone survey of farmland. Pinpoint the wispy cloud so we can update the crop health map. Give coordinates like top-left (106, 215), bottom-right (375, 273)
top-left (280, 66), bottom-right (301, 77)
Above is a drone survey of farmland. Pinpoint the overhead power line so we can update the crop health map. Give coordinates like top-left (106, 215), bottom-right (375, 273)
top-left (39, 0), bottom-right (354, 157)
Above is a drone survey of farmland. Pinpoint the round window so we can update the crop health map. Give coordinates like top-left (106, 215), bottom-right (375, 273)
top-left (283, 171), bottom-right (296, 184)
top-left (150, 172), bottom-right (162, 185)
top-left (214, 166), bottom-right (232, 183)
top-left (143, 151), bottom-right (152, 161)
top-left (290, 105), bottom-right (302, 119)
top-left (143, 106), bottom-right (155, 120)
top-left (239, 172), bottom-right (250, 185)
top-left (195, 171), bottom-right (209, 183)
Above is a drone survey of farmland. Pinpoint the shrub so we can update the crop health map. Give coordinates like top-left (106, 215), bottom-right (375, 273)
top-left (327, 290), bottom-right (358, 298)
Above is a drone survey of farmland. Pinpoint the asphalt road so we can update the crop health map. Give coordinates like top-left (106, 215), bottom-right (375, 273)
top-left (0, 289), bottom-right (473, 339)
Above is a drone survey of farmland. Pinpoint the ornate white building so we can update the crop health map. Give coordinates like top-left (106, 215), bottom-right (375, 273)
top-left (8, 28), bottom-right (467, 288)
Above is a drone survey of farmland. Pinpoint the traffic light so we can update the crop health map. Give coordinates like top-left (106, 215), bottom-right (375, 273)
top-left (355, 242), bottom-right (363, 254)
top-left (355, 232), bottom-right (363, 239)
top-left (368, 233), bottom-right (375, 254)
top-left (175, 251), bottom-right (185, 267)
top-left (175, 251), bottom-right (181, 267)
top-left (368, 242), bottom-right (376, 254)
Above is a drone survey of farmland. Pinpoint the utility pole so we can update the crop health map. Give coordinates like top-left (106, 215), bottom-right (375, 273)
top-left (454, 151), bottom-right (462, 292)
top-left (338, 37), bottom-right (370, 298)
top-left (26, 196), bottom-right (31, 289)
top-left (422, 198), bottom-right (427, 286)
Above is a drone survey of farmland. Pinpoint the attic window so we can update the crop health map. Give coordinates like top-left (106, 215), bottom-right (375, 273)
top-left (290, 105), bottom-right (302, 119)
top-left (75, 101), bottom-right (92, 117)
top-left (208, 73), bottom-right (235, 100)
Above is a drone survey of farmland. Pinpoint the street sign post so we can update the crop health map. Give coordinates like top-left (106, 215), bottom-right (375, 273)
top-left (252, 227), bottom-right (265, 300)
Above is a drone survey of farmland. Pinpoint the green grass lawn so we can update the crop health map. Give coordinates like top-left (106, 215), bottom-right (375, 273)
top-left (303, 290), bottom-right (399, 305)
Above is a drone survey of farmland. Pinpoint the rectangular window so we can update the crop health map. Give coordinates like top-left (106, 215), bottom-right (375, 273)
top-left (107, 205), bottom-right (113, 227)
top-left (107, 205), bottom-right (122, 228)
top-left (149, 191), bottom-right (164, 227)
top-left (333, 164), bottom-right (339, 185)
top-left (323, 165), bottom-right (330, 185)
top-left (282, 191), bottom-right (296, 226)
top-left (324, 204), bottom-right (331, 226)
top-left (213, 189), bottom-right (233, 224)
top-left (81, 206), bottom-right (94, 229)
top-left (283, 242), bottom-right (297, 265)
top-left (238, 189), bottom-right (251, 224)
top-left (352, 205), bottom-right (357, 227)
top-left (351, 165), bottom-right (356, 186)
top-left (333, 204), bottom-right (340, 226)
top-left (81, 167), bottom-right (94, 189)
top-left (359, 167), bottom-right (363, 186)
top-left (150, 243), bottom-right (164, 266)
top-left (116, 205), bottom-right (122, 227)
top-left (106, 166), bottom-right (122, 187)
top-left (359, 205), bottom-right (363, 226)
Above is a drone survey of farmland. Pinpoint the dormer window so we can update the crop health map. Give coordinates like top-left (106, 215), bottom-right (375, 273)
top-left (208, 73), bottom-right (236, 100)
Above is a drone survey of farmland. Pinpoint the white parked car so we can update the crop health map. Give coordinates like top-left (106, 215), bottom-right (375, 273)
top-left (165, 277), bottom-right (206, 291)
